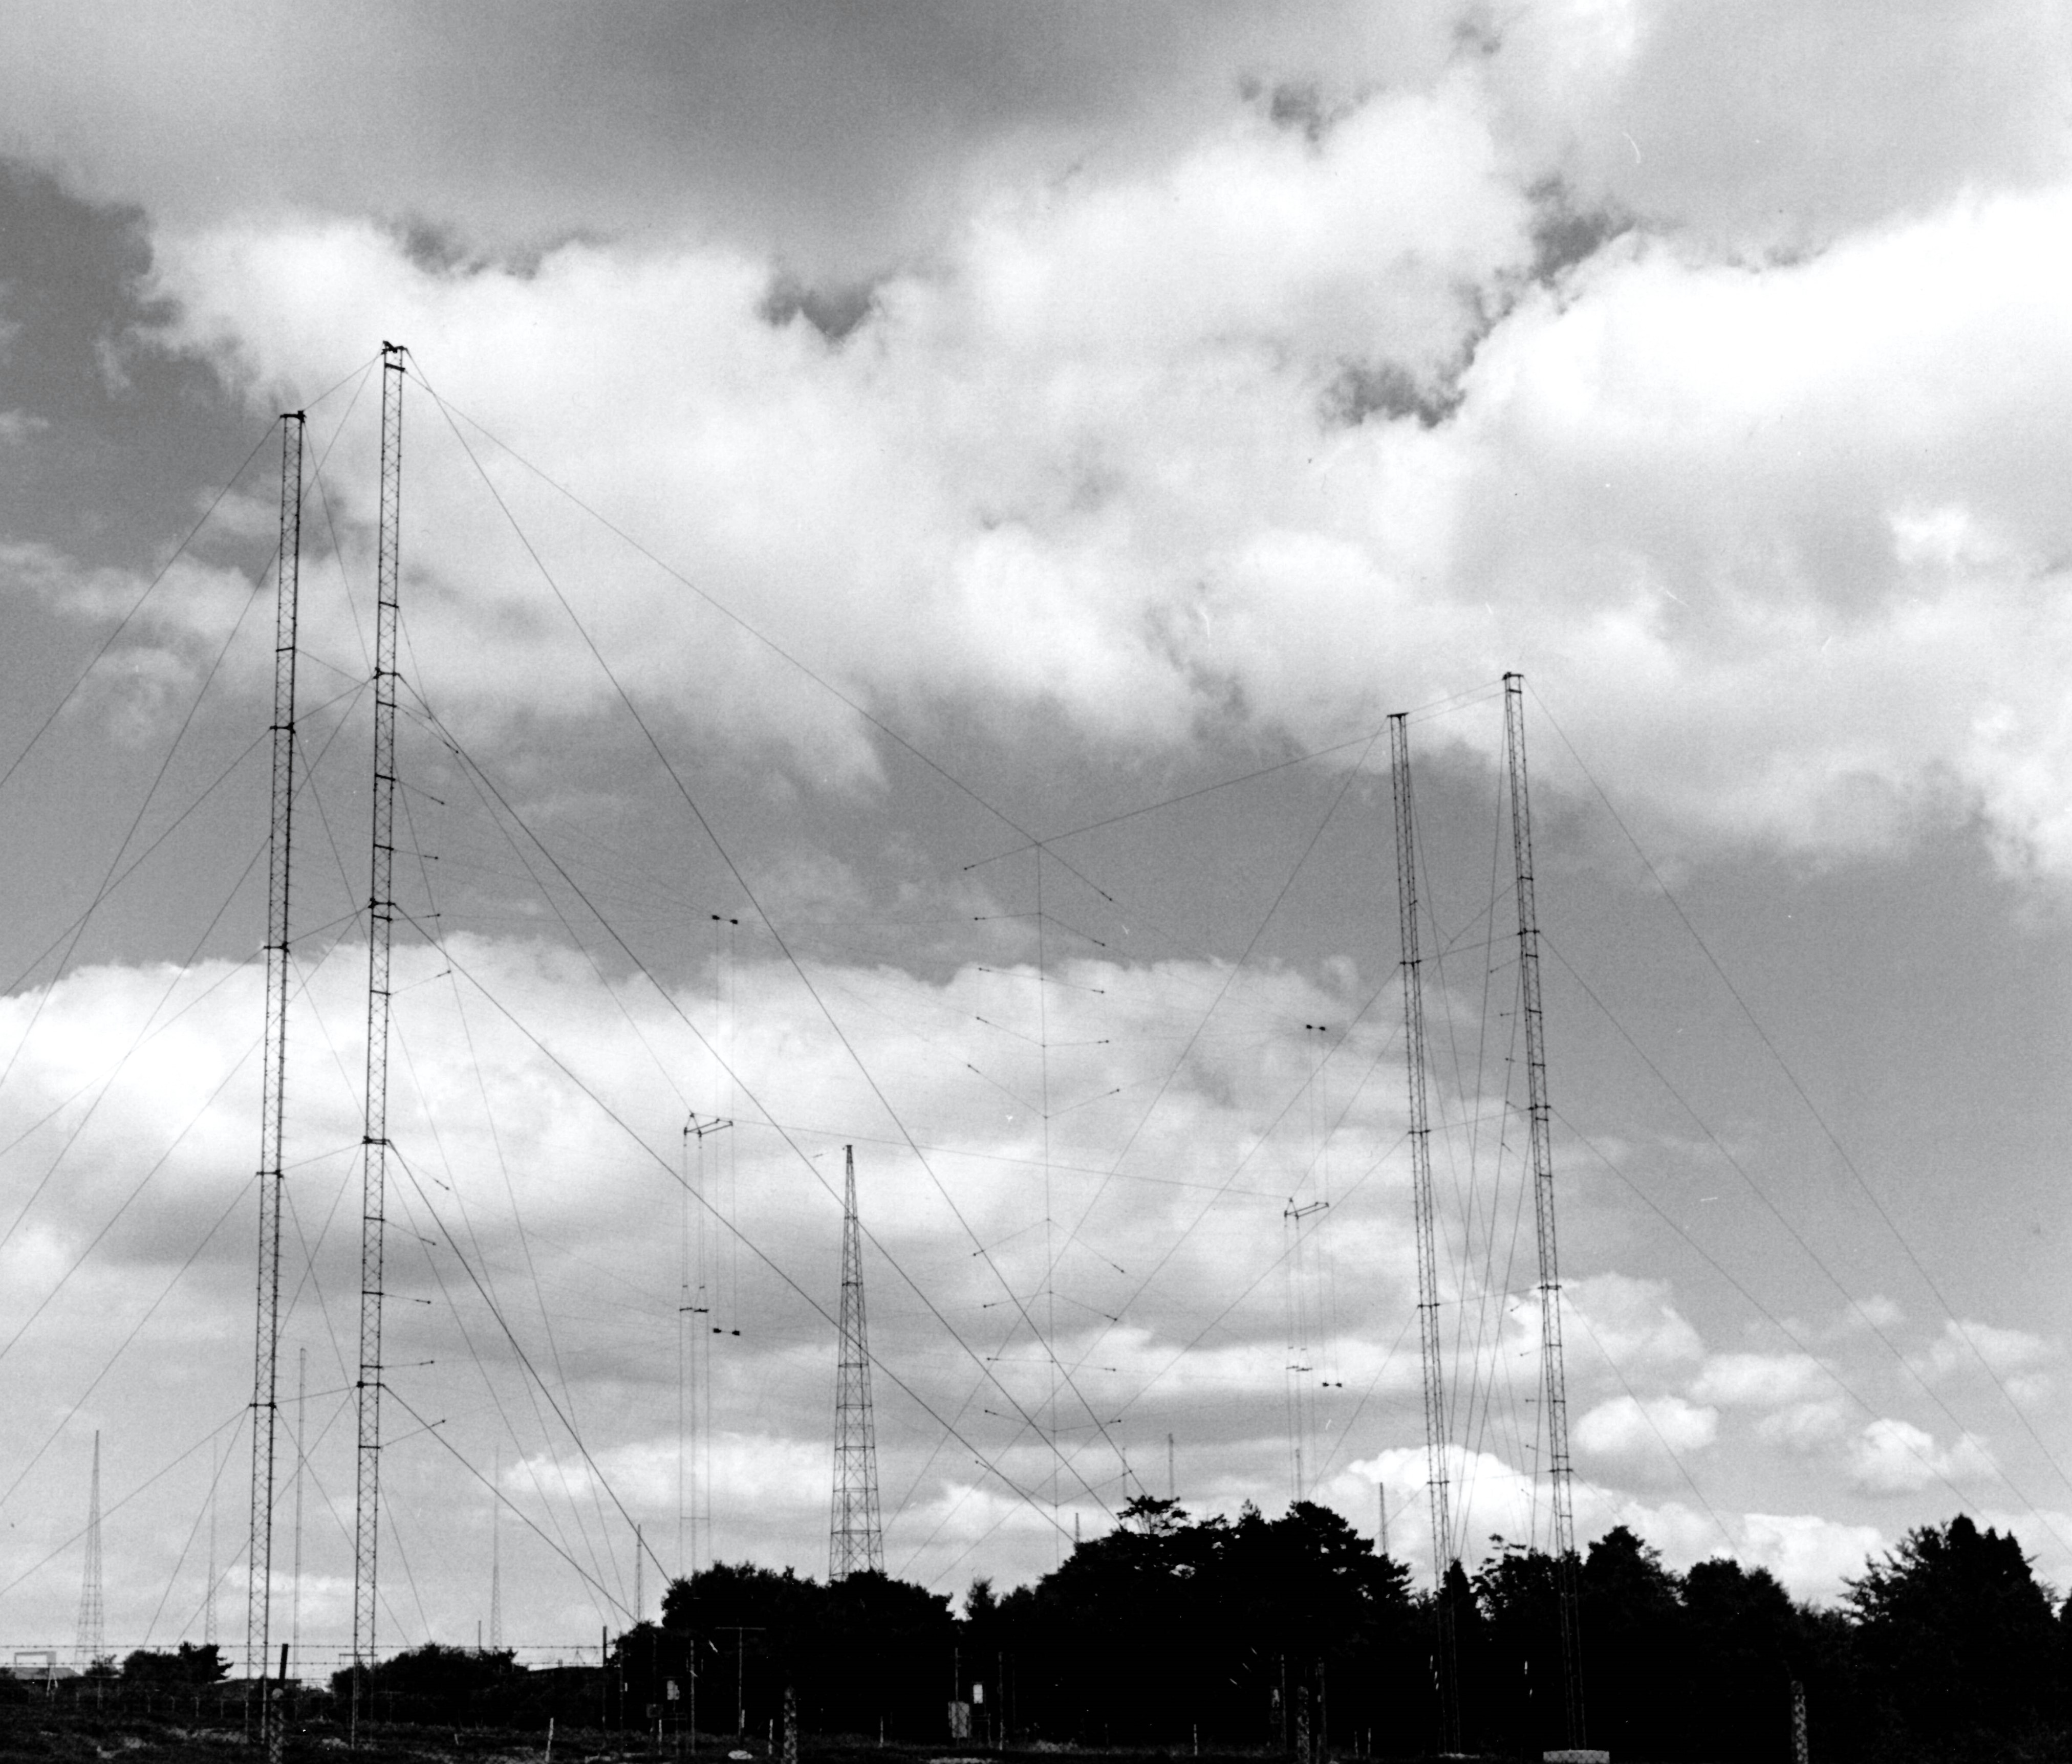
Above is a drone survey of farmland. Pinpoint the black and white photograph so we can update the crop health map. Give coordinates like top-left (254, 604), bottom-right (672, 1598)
top-left (2, 4), bottom-right (2071, 1758)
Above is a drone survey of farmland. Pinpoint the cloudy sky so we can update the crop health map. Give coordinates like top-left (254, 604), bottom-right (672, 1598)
top-left (5, 0), bottom-right (2072, 1670)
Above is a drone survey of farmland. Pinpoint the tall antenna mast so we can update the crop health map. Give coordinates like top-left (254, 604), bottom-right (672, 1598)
top-left (828, 1146), bottom-right (883, 1578)
top-left (248, 408), bottom-right (302, 1719)
top-left (1389, 712), bottom-right (1459, 1752)
top-left (1503, 672), bottom-right (1585, 1748)
top-left (354, 343), bottom-right (405, 1731)
top-left (205, 1458), bottom-right (219, 1648)
top-left (291, 1348), bottom-right (307, 1674)
top-left (74, 1431), bottom-right (102, 1666)
top-left (489, 1448), bottom-right (503, 1652)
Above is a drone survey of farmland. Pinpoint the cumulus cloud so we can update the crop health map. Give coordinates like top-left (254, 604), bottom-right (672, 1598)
top-left (1567, 1273), bottom-right (1704, 1370)
top-left (1758, 1401), bottom-right (1851, 1455)
top-left (10, 0), bottom-right (2072, 1662)
top-left (1909, 1317), bottom-right (2054, 1404)
top-left (0, 935), bottom-right (1437, 1635)
top-left (1848, 1418), bottom-right (1996, 1496)
top-left (1692, 1351), bottom-right (1830, 1408)
top-left (1742, 1511), bottom-right (1887, 1601)
top-left (1574, 1393), bottom-right (1717, 1470)
top-left (39, 96), bottom-right (2052, 873)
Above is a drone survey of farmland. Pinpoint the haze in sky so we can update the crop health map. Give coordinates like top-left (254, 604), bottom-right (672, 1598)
top-left (3, 0), bottom-right (2072, 1662)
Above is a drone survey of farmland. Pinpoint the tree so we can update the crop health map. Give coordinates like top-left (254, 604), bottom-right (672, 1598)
top-left (1682, 1556), bottom-right (1807, 1761)
top-left (1472, 1540), bottom-right (1564, 1755)
top-left (661, 1560), bottom-right (952, 1741)
top-left (121, 1643), bottom-right (227, 1688)
top-left (328, 1642), bottom-right (520, 1722)
top-left (1846, 1513), bottom-right (2058, 1750)
top-left (1581, 1525), bottom-right (1687, 1756)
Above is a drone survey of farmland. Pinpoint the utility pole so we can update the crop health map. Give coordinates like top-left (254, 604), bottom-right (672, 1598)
top-left (75, 1432), bottom-right (103, 1666)
top-left (828, 1147), bottom-right (884, 1578)
top-left (1167, 1433), bottom-right (1175, 1501)
top-left (1389, 711), bottom-right (1459, 1753)
top-left (353, 342), bottom-right (406, 1741)
top-left (1503, 672), bottom-right (1585, 1749)
top-left (249, 406), bottom-right (302, 1742)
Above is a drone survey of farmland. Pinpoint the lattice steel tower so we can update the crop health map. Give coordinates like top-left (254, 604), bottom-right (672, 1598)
top-left (1503, 672), bottom-right (1585, 1749)
top-left (353, 345), bottom-right (405, 1730)
top-left (1389, 712), bottom-right (1459, 1753)
top-left (74, 1431), bottom-right (103, 1664)
top-left (828, 1146), bottom-right (883, 1578)
top-left (248, 409), bottom-right (302, 1717)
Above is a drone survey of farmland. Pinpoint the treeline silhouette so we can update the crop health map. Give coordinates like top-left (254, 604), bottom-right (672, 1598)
top-left (643, 1497), bottom-right (2071, 1761)
top-left (81, 1499), bottom-right (2069, 1759)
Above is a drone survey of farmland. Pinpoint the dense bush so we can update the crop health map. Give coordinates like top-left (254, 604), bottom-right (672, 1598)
top-left (120, 1643), bottom-right (228, 1688)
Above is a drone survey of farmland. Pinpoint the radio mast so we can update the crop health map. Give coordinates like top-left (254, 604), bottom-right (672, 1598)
top-left (1389, 712), bottom-right (1459, 1752)
top-left (828, 1147), bottom-right (884, 1578)
top-left (353, 344), bottom-right (405, 1734)
top-left (74, 1432), bottom-right (103, 1666)
top-left (1503, 672), bottom-right (1585, 1748)
top-left (247, 409), bottom-right (302, 1727)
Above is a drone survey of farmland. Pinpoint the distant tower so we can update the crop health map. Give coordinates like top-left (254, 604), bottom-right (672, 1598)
top-left (489, 1450), bottom-right (503, 1652)
top-left (74, 1432), bottom-right (103, 1664)
top-left (205, 1454), bottom-right (219, 1647)
top-left (290, 1348), bottom-right (307, 1672)
top-left (1390, 711), bottom-right (1460, 1753)
top-left (1504, 673), bottom-right (1586, 1749)
top-left (828, 1146), bottom-right (884, 1578)
top-left (248, 410), bottom-right (303, 1718)
top-left (354, 342), bottom-right (406, 1735)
